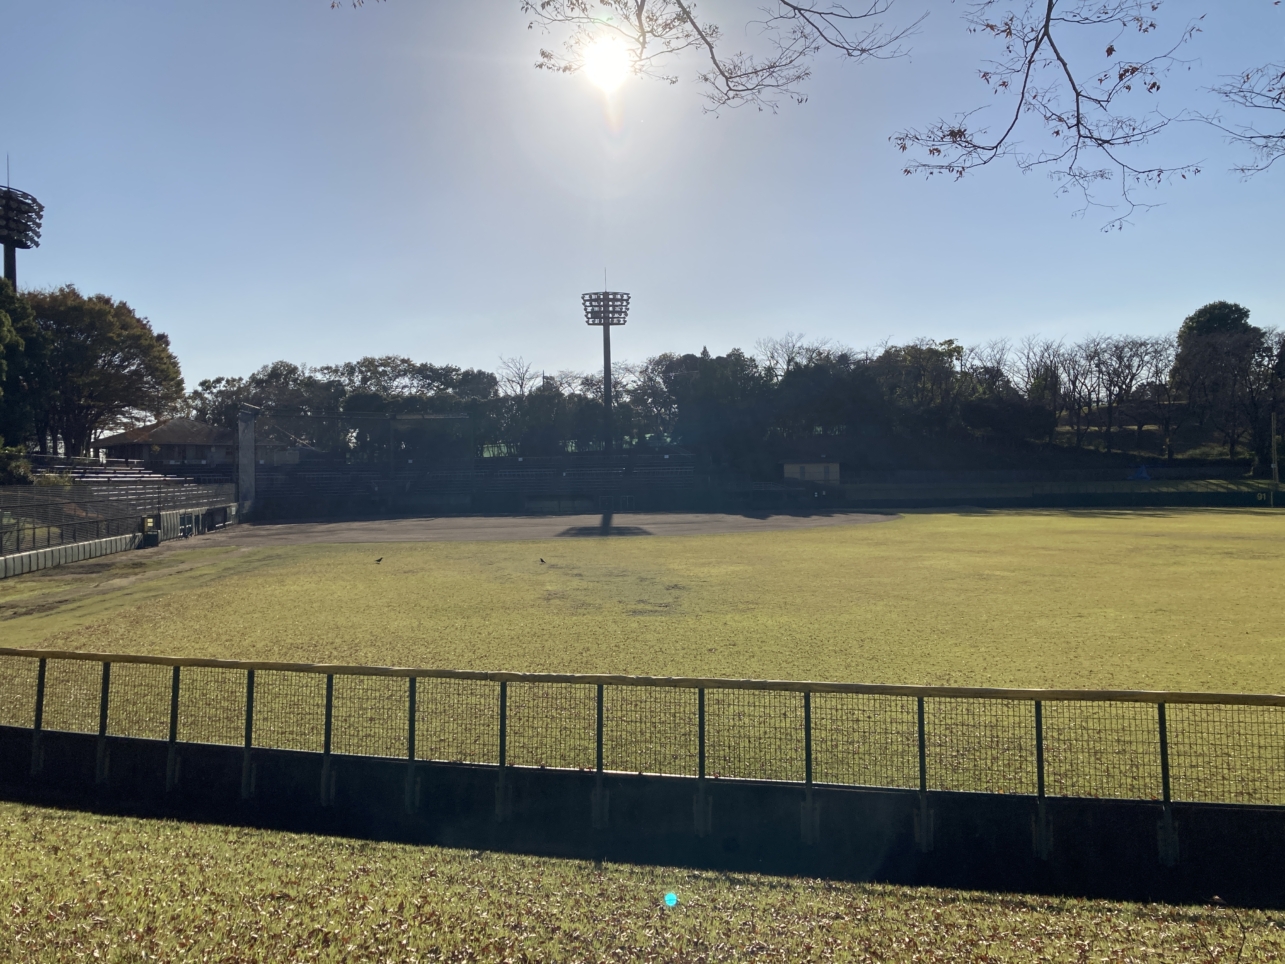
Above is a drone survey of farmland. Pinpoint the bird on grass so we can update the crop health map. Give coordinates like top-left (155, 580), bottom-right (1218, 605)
top-left (375, 557), bottom-right (383, 564)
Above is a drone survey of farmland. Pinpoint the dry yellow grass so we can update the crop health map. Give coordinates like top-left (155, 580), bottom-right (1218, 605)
top-left (1, 802), bottom-right (1279, 963)
top-left (1, 509), bottom-right (1279, 691)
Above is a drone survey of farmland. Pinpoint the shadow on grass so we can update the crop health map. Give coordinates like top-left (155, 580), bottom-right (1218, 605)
top-left (558, 513), bottom-right (653, 537)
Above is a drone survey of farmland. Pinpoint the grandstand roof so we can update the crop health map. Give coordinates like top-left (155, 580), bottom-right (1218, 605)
top-left (98, 418), bottom-right (235, 448)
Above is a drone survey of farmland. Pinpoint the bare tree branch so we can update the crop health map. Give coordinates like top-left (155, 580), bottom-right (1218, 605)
top-left (498, 356), bottom-right (537, 397)
top-left (1205, 62), bottom-right (1285, 174)
top-left (332, 2), bottom-right (1280, 227)
top-left (521, 0), bottom-right (921, 111)
top-left (891, 1), bottom-right (1203, 230)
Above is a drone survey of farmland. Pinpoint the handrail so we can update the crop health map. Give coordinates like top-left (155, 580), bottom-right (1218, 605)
top-left (2, 646), bottom-right (1282, 706)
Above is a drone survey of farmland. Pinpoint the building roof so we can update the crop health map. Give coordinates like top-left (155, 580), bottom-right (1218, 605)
top-left (98, 418), bottom-right (235, 448)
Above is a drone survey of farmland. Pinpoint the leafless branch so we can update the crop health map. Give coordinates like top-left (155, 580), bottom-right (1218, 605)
top-left (891, 1), bottom-right (1204, 229)
top-left (1191, 897), bottom-right (1251, 964)
top-left (521, 1), bottom-right (921, 111)
top-left (498, 356), bottom-right (537, 397)
top-left (1204, 62), bottom-right (1285, 174)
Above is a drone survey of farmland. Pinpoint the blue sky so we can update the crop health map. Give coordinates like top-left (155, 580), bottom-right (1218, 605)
top-left (3, 1), bottom-right (1281, 387)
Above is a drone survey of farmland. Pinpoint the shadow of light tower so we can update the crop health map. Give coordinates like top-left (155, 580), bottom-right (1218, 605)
top-left (581, 290), bottom-right (630, 457)
top-left (0, 187), bottom-right (44, 287)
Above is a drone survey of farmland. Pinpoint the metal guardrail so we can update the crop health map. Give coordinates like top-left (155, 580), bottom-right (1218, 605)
top-left (0, 484), bottom-right (235, 557)
top-left (2, 648), bottom-right (1283, 808)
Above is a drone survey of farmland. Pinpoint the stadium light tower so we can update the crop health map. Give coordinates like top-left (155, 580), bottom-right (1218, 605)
top-left (581, 289), bottom-right (630, 456)
top-left (0, 185), bottom-right (44, 288)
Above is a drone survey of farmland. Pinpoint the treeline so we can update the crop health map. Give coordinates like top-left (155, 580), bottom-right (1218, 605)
top-left (185, 301), bottom-right (1282, 476)
top-left (0, 280), bottom-right (1280, 483)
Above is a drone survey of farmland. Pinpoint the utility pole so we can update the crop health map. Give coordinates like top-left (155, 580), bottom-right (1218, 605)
top-left (581, 290), bottom-right (631, 456)
top-left (1272, 411), bottom-right (1279, 509)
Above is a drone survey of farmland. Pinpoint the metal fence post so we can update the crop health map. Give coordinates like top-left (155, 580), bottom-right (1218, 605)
top-left (1035, 700), bottom-right (1045, 798)
top-left (165, 666), bottom-right (180, 792)
top-left (914, 696), bottom-right (933, 851)
top-left (240, 669), bottom-right (255, 800)
top-left (320, 674), bottom-right (334, 806)
top-left (1033, 699), bottom-right (1050, 859)
top-left (1157, 702), bottom-right (1179, 866)
top-left (29, 658), bottom-right (46, 775)
top-left (693, 686), bottom-right (711, 837)
top-left (698, 688), bottom-right (706, 781)
top-left (404, 676), bottom-right (417, 813)
top-left (801, 690), bottom-right (818, 845)
top-left (804, 691), bottom-right (813, 787)
top-left (592, 683), bottom-right (608, 829)
top-left (596, 684), bottom-right (605, 775)
top-left (1158, 702), bottom-right (1172, 805)
top-left (95, 662), bottom-right (111, 785)
top-left (917, 696), bottom-right (927, 794)
top-left (495, 680), bottom-right (509, 821)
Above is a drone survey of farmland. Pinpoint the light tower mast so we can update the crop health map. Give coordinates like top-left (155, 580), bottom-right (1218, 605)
top-left (0, 186), bottom-right (44, 288)
top-left (581, 290), bottom-right (631, 456)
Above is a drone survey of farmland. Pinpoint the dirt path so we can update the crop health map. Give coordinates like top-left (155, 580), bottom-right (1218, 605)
top-left (195, 511), bottom-right (895, 546)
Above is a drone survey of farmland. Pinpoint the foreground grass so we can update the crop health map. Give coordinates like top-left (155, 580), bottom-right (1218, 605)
top-left (1, 510), bottom-right (1281, 691)
top-left (1, 802), bottom-right (1280, 963)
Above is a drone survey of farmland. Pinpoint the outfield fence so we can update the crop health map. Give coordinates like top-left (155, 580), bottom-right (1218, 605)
top-left (0, 483), bottom-right (236, 557)
top-left (2, 647), bottom-right (1283, 808)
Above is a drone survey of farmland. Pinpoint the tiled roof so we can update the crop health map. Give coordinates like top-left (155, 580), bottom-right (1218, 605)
top-left (98, 418), bottom-right (235, 447)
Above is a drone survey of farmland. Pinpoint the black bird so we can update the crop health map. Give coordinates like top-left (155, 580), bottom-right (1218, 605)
top-left (375, 558), bottom-right (383, 564)
top-left (540, 558), bottom-right (545, 564)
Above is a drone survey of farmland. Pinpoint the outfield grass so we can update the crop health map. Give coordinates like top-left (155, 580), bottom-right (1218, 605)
top-left (1, 802), bottom-right (1279, 963)
top-left (1, 509), bottom-right (1281, 692)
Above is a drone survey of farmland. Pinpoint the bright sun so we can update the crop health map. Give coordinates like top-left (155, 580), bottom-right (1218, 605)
top-left (582, 37), bottom-right (631, 94)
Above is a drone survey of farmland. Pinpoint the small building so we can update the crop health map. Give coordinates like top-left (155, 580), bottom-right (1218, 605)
top-left (97, 418), bottom-right (235, 468)
top-left (783, 462), bottom-right (840, 483)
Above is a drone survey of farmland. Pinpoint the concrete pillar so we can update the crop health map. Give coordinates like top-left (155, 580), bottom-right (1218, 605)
top-left (237, 407), bottom-right (257, 516)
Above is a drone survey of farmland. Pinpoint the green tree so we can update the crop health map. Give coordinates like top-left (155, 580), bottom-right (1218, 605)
top-left (0, 279), bottom-right (40, 463)
top-left (1178, 302), bottom-right (1255, 347)
top-left (0, 280), bottom-right (33, 482)
top-left (188, 361), bottom-right (346, 428)
top-left (1174, 302), bottom-right (1263, 458)
top-left (0, 284), bottom-right (19, 386)
top-left (22, 286), bottom-right (185, 456)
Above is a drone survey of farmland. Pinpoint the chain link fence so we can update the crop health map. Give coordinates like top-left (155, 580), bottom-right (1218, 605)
top-left (2, 648), bottom-right (1283, 807)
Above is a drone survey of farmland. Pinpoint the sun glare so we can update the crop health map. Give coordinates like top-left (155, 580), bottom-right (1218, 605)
top-left (582, 37), bottom-right (631, 94)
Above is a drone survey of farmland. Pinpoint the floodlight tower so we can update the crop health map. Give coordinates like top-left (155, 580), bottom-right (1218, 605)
top-left (0, 186), bottom-right (44, 288)
top-left (581, 290), bottom-right (630, 456)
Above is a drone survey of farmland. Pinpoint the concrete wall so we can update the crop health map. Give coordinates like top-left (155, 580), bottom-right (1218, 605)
top-left (0, 533), bottom-right (142, 580)
top-left (237, 411), bottom-right (256, 514)
top-left (4, 724), bottom-right (1284, 907)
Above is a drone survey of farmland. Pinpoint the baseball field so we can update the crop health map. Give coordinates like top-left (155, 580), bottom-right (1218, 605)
top-left (1, 508), bottom-right (1282, 961)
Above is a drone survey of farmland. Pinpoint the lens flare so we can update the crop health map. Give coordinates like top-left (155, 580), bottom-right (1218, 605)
top-left (582, 37), bottom-right (631, 94)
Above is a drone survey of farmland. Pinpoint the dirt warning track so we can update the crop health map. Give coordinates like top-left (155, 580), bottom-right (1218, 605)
top-left (198, 511), bottom-right (895, 546)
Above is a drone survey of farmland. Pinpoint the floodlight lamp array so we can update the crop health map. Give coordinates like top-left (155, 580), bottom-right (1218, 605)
top-left (0, 187), bottom-right (43, 250)
top-left (582, 291), bottom-right (630, 327)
